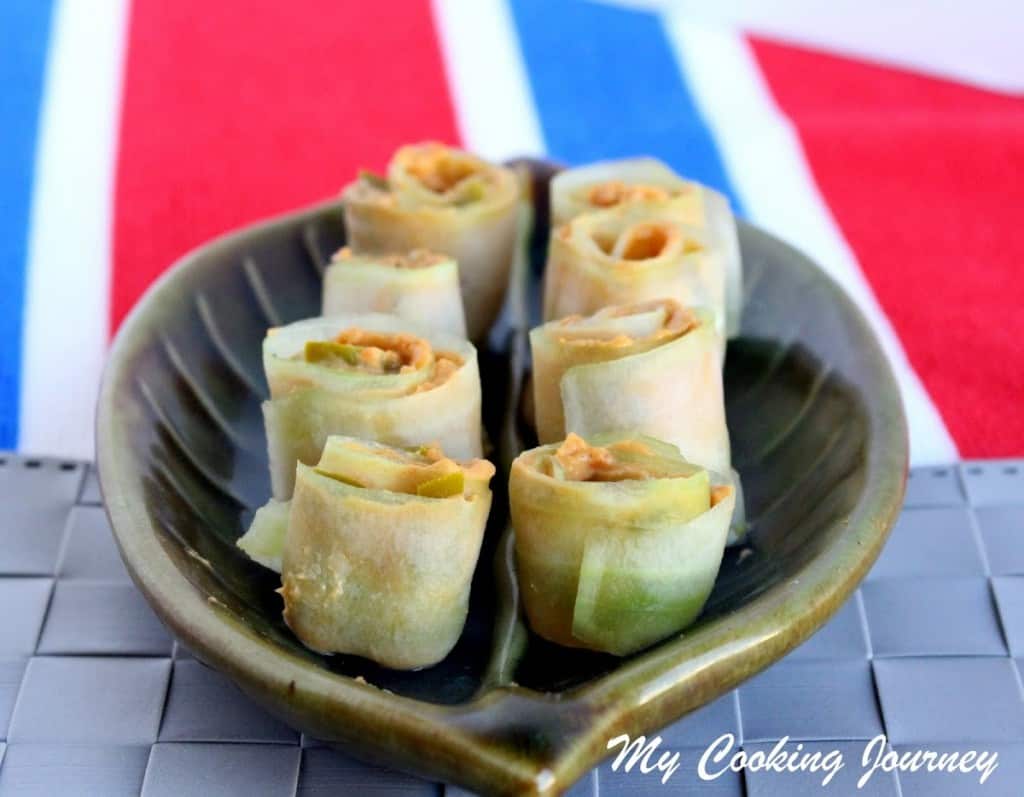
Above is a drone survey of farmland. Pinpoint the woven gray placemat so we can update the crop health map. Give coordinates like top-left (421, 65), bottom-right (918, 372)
top-left (0, 455), bottom-right (1022, 796)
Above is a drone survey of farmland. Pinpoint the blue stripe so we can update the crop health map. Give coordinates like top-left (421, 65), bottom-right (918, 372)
top-left (0, 0), bottom-right (56, 449)
top-left (508, 0), bottom-right (744, 214)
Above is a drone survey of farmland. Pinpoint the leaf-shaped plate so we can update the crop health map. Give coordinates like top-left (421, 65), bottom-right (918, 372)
top-left (97, 162), bottom-right (906, 795)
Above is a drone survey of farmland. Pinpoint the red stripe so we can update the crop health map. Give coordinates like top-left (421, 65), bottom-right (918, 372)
top-left (751, 37), bottom-right (1024, 458)
top-left (112, 0), bottom-right (459, 331)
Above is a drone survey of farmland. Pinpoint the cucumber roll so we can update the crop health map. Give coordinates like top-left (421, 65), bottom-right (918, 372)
top-left (530, 298), bottom-right (730, 476)
top-left (342, 143), bottom-right (520, 341)
top-left (322, 247), bottom-right (466, 338)
top-left (549, 157), bottom-right (741, 337)
top-left (262, 314), bottom-right (482, 499)
top-left (510, 432), bottom-right (735, 656)
top-left (239, 436), bottom-right (494, 669)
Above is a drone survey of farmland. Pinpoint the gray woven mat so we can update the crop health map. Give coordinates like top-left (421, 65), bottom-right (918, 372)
top-left (1, 454), bottom-right (1022, 796)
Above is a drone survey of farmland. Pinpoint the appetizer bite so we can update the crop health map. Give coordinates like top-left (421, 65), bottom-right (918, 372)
top-left (510, 432), bottom-right (735, 656)
top-left (262, 314), bottom-right (482, 499)
top-left (341, 143), bottom-right (520, 341)
top-left (549, 157), bottom-right (741, 337)
top-left (530, 298), bottom-right (730, 475)
top-left (239, 436), bottom-right (495, 669)
top-left (323, 247), bottom-right (466, 337)
top-left (543, 202), bottom-right (727, 340)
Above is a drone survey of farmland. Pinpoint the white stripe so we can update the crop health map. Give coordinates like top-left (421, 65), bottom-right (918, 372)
top-left (664, 16), bottom-right (958, 465)
top-left (20, 0), bottom-right (129, 460)
top-left (602, 0), bottom-right (1024, 94)
top-left (431, 0), bottom-right (545, 160)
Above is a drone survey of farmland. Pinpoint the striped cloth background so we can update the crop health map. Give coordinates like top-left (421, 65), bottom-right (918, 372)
top-left (1, 0), bottom-right (1021, 466)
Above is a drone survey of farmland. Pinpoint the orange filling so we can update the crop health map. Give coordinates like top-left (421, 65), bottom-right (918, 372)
top-left (592, 231), bottom-right (617, 255)
top-left (331, 247), bottom-right (447, 270)
top-left (587, 180), bottom-right (671, 208)
top-left (711, 485), bottom-right (731, 507)
top-left (580, 219), bottom-right (704, 262)
top-left (304, 329), bottom-right (463, 388)
top-left (547, 434), bottom-right (651, 482)
top-left (402, 145), bottom-right (482, 193)
top-left (458, 456), bottom-right (498, 483)
top-left (414, 442), bottom-right (447, 463)
top-left (554, 299), bottom-right (697, 349)
top-left (348, 440), bottom-right (496, 484)
top-left (546, 434), bottom-right (731, 503)
top-left (333, 329), bottom-right (433, 373)
top-left (619, 223), bottom-right (671, 260)
top-left (412, 354), bottom-right (461, 392)
top-left (328, 330), bottom-right (462, 388)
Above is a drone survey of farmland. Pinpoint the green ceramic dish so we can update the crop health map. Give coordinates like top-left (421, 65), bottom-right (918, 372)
top-left (97, 163), bottom-right (907, 796)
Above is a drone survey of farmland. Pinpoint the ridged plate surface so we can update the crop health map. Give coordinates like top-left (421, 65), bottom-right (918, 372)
top-left (97, 165), bottom-right (907, 796)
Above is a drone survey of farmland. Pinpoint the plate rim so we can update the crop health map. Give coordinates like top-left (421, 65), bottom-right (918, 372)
top-left (97, 198), bottom-right (907, 796)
